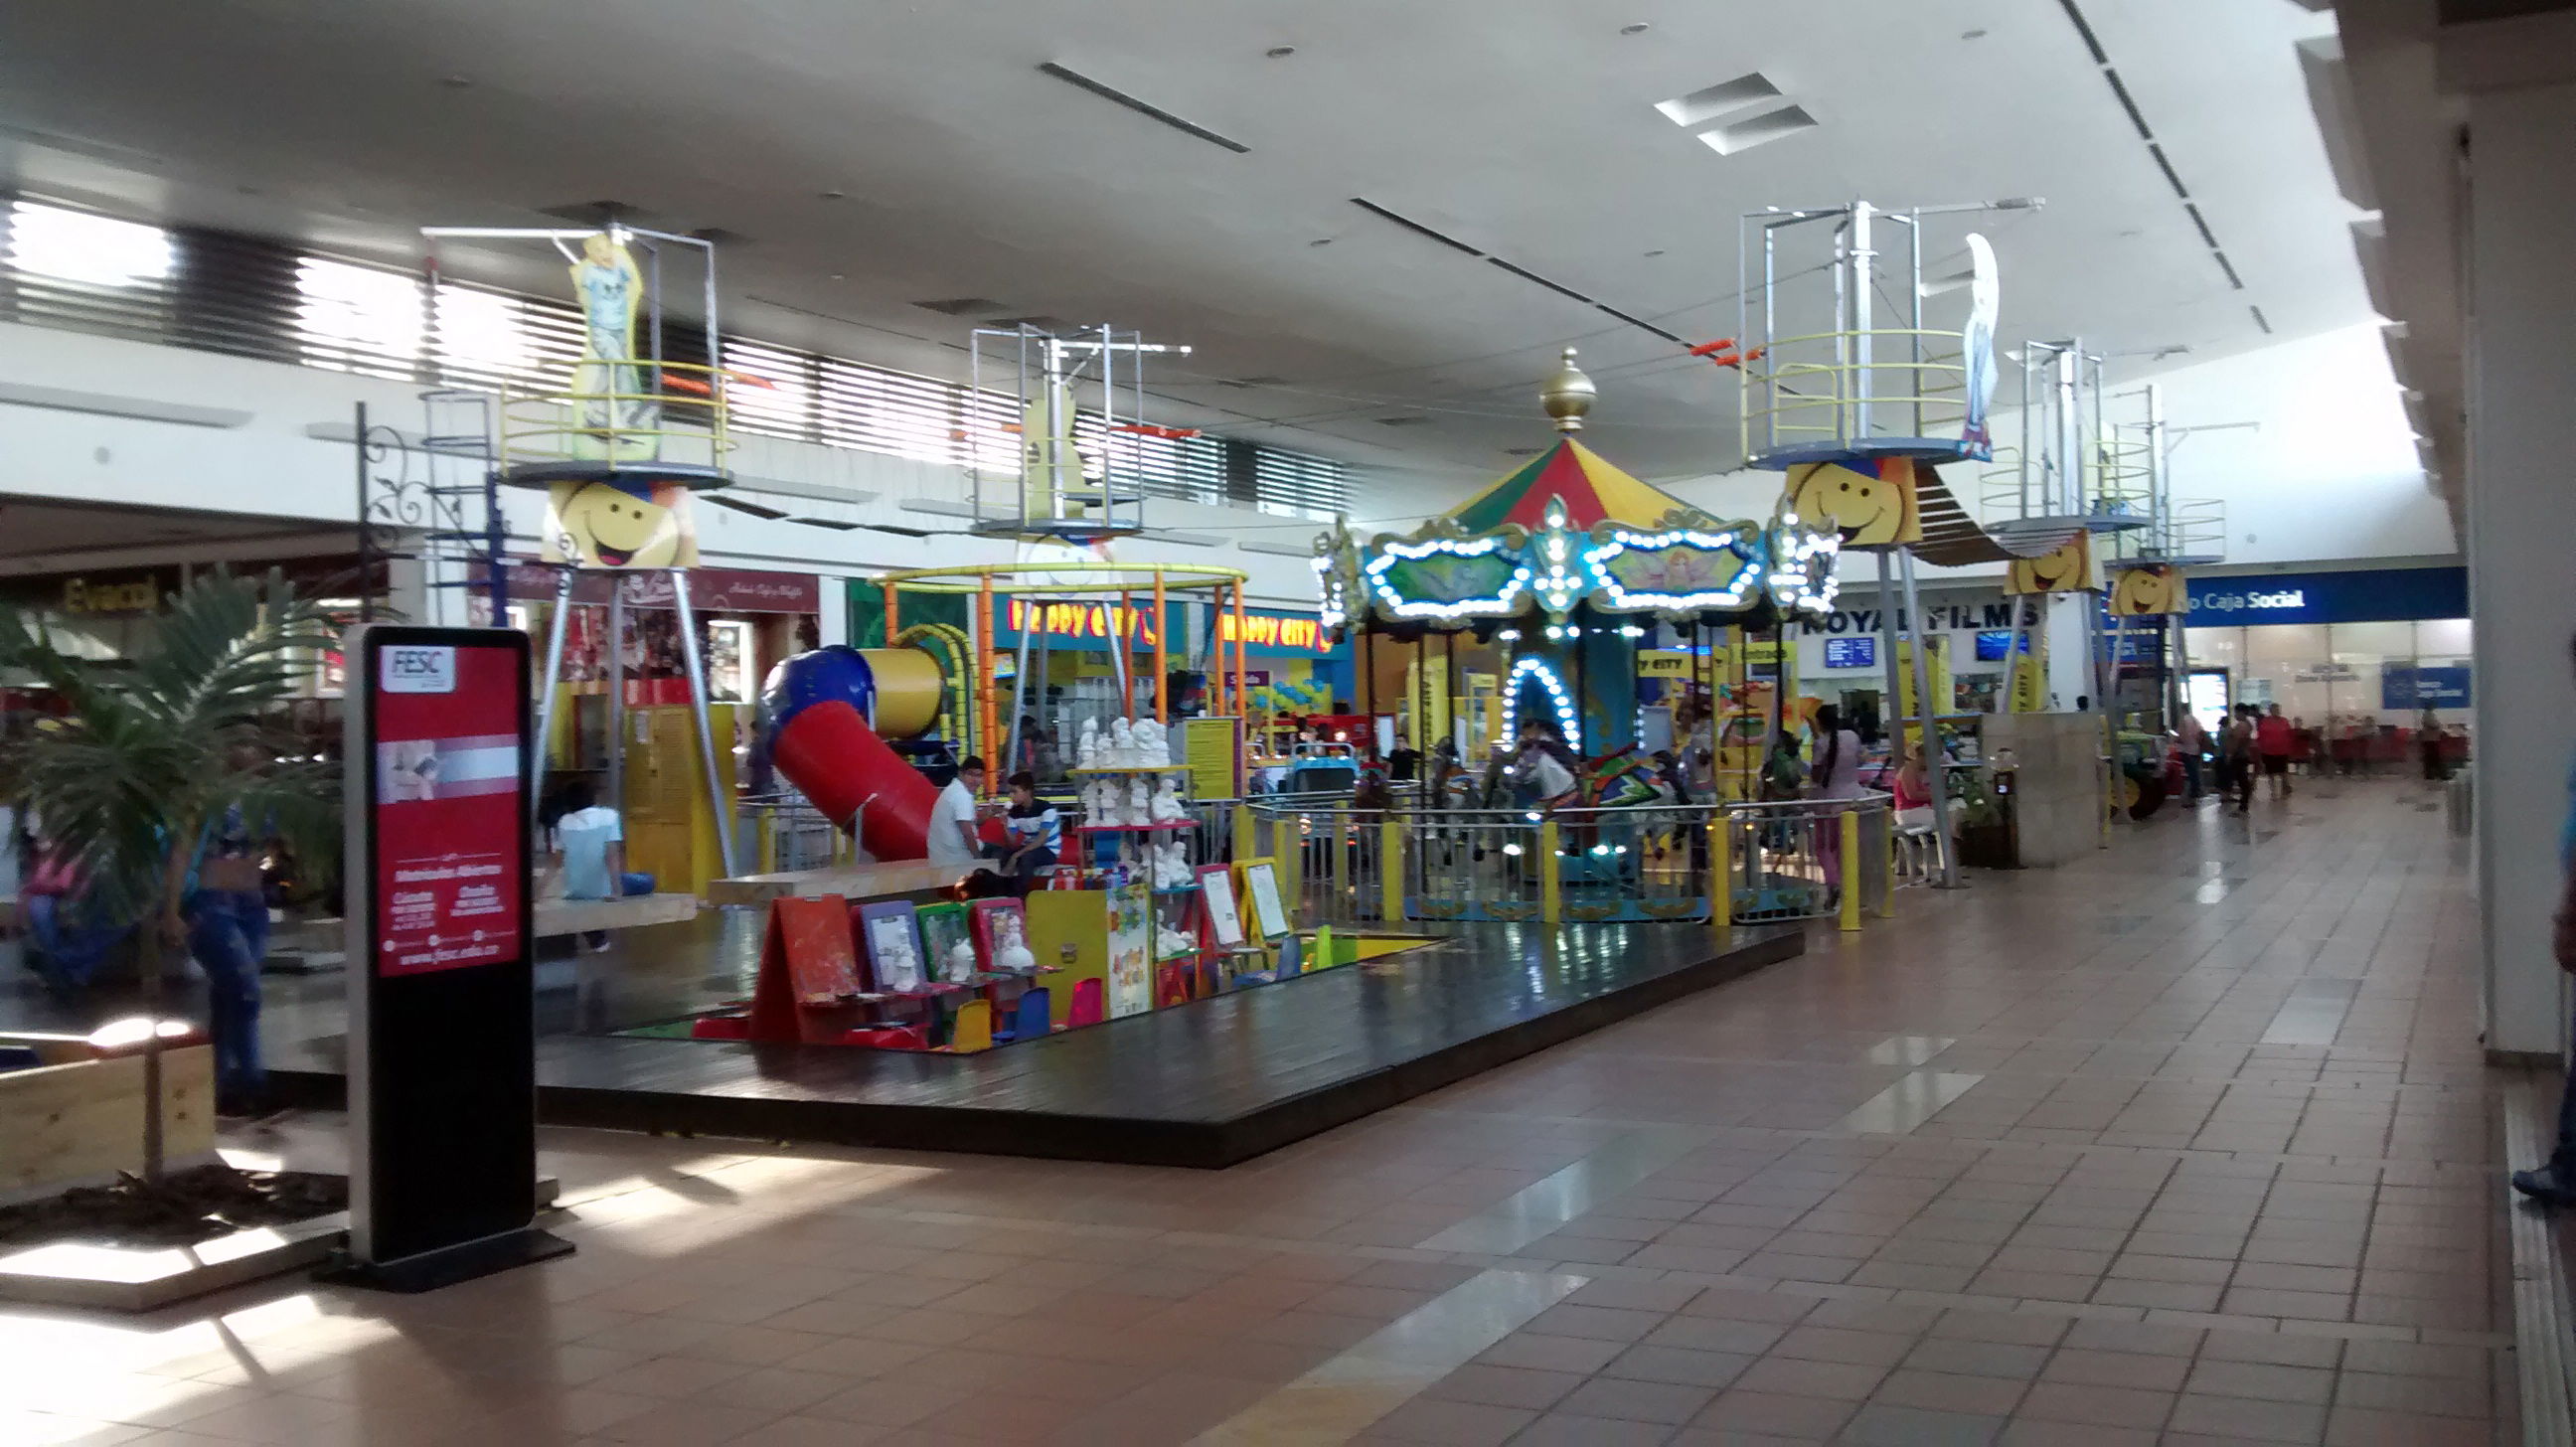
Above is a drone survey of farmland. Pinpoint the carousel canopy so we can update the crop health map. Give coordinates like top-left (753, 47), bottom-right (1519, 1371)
top-left (1311, 351), bottom-right (1843, 632)
top-left (1444, 437), bottom-right (1699, 536)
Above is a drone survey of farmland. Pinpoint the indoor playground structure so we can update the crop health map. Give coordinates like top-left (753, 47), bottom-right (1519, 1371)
top-left (361, 220), bottom-right (752, 897)
top-left (762, 559), bottom-right (1260, 863)
top-left (701, 323), bottom-right (1363, 1055)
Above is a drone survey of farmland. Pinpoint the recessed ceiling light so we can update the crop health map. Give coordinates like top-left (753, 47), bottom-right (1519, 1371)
top-left (439, 75), bottom-right (472, 88)
top-left (1621, 23), bottom-right (1651, 35)
top-left (1265, 45), bottom-right (1297, 59)
top-left (829, 272), bottom-right (845, 280)
top-left (818, 189), bottom-right (847, 201)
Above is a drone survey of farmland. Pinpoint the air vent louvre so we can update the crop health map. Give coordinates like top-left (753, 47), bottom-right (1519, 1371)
top-left (1037, 63), bottom-right (1249, 154)
top-left (1348, 198), bottom-right (1483, 256)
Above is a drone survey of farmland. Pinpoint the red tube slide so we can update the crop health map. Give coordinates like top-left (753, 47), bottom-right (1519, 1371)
top-left (767, 699), bottom-right (938, 862)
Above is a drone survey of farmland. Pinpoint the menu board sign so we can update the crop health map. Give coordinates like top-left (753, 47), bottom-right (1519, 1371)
top-left (369, 640), bottom-right (526, 976)
top-left (337, 625), bottom-right (564, 1287)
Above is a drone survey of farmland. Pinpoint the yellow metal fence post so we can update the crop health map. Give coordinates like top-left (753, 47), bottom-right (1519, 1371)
top-left (1879, 807), bottom-right (1896, 917)
top-left (1839, 809), bottom-right (1862, 933)
top-left (1539, 821), bottom-right (1562, 924)
top-left (1709, 819), bottom-right (1731, 931)
top-left (1379, 818), bottom-right (1404, 924)
top-left (1232, 799), bottom-right (1254, 866)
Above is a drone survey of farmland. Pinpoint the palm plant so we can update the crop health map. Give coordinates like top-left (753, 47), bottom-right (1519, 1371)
top-left (0, 567), bottom-right (344, 1179)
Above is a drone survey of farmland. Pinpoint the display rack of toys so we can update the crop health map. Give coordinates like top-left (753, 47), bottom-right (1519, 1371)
top-left (700, 890), bottom-right (1061, 1051)
top-left (1068, 713), bottom-right (1205, 984)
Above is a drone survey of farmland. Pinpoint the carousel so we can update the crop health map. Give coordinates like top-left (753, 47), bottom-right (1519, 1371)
top-left (1311, 350), bottom-right (1843, 800)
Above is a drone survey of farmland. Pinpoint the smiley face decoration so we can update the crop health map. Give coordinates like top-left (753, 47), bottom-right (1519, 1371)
top-left (544, 477), bottom-right (696, 568)
top-left (1783, 457), bottom-right (1922, 549)
top-left (2107, 563), bottom-right (2182, 616)
top-left (2005, 532), bottom-right (2099, 595)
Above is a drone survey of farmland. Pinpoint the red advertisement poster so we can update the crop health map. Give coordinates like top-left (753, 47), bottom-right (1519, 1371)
top-left (370, 639), bottom-right (525, 977)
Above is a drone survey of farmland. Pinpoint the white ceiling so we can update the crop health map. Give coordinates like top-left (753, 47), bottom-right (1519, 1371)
top-left (0, 0), bottom-right (2364, 492)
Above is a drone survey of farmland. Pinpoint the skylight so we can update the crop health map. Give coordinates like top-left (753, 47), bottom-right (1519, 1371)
top-left (7, 201), bottom-right (173, 287)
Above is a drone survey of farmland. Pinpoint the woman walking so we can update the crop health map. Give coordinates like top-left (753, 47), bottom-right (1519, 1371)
top-left (1809, 705), bottom-right (1867, 891)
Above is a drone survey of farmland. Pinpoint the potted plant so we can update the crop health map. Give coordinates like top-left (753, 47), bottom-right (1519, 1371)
top-left (0, 567), bottom-right (342, 1180)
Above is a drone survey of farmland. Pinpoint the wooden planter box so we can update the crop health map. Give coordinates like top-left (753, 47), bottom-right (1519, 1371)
top-left (0, 1034), bottom-right (215, 1206)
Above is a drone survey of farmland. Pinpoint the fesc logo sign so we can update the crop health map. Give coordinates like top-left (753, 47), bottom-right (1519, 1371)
top-left (380, 644), bottom-right (457, 694)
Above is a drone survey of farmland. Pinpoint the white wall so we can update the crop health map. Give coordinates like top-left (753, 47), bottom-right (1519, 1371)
top-left (0, 322), bottom-right (1383, 609)
top-left (2465, 79), bottom-right (2576, 1059)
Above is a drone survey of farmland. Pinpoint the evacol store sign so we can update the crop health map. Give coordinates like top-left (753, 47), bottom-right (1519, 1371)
top-left (2184, 566), bottom-right (2466, 626)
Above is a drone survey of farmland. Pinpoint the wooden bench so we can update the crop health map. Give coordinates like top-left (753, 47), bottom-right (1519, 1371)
top-left (705, 860), bottom-right (967, 908)
top-left (266, 891), bottom-right (705, 969)
top-left (536, 892), bottom-right (702, 936)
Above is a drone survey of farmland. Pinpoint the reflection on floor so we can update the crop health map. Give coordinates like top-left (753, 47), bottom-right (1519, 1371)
top-left (0, 781), bottom-right (2510, 1445)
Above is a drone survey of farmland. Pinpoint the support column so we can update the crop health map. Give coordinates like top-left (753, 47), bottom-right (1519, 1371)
top-left (815, 576), bottom-right (848, 648)
top-left (1874, 551), bottom-right (1905, 744)
top-left (606, 579), bottom-right (627, 817)
top-left (1898, 547), bottom-right (1957, 886)
top-left (2468, 78), bottom-right (2576, 1060)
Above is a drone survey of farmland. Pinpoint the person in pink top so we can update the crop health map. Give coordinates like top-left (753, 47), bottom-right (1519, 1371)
top-left (2255, 703), bottom-right (2295, 800)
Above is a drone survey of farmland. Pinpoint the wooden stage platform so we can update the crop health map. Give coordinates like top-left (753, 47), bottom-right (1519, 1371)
top-left (271, 922), bottom-right (1801, 1169)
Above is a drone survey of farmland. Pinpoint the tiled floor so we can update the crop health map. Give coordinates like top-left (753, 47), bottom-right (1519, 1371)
top-left (0, 780), bottom-right (2509, 1445)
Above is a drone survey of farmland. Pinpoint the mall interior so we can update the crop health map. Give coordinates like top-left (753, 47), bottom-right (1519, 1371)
top-left (0, 2), bottom-right (2568, 1443)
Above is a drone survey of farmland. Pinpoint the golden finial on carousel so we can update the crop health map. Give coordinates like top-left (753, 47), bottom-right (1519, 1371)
top-left (1540, 346), bottom-right (1594, 432)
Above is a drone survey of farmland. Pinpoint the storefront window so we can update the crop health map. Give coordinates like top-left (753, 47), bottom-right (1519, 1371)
top-left (2184, 618), bottom-right (2472, 730)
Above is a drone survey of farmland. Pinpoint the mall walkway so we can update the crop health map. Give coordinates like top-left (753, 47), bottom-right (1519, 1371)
top-left (0, 780), bottom-right (2506, 1446)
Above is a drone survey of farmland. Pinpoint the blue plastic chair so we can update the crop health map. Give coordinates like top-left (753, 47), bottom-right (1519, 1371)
top-left (991, 987), bottom-right (1051, 1044)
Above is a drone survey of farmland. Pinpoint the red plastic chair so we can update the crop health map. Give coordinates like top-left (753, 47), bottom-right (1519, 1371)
top-left (1066, 978), bottom-right (1104, 1028)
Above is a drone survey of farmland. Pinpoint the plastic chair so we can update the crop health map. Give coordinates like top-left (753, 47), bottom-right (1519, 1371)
top-left (992, 987), bottom-right (1050, 1044)
top-left (1065, 978), bottom-right (1104, 1028)
top-left (950, 999), bottom-right (993, 1051)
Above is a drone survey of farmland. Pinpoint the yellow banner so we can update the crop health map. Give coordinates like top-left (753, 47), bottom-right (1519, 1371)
top-left (1183, 716), bottom-right (1241, 801)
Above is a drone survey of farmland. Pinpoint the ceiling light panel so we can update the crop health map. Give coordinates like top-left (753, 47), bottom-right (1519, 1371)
top-left (1696, 104), bottom-right (1819, 157)
top-left (1654, 74), bottom-right (1785, 129)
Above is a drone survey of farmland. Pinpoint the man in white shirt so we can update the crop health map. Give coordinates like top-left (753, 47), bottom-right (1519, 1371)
top-left (549, 780), bottom-right (627, 953)
top-left (926, 756), bottom-right (985, 866)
